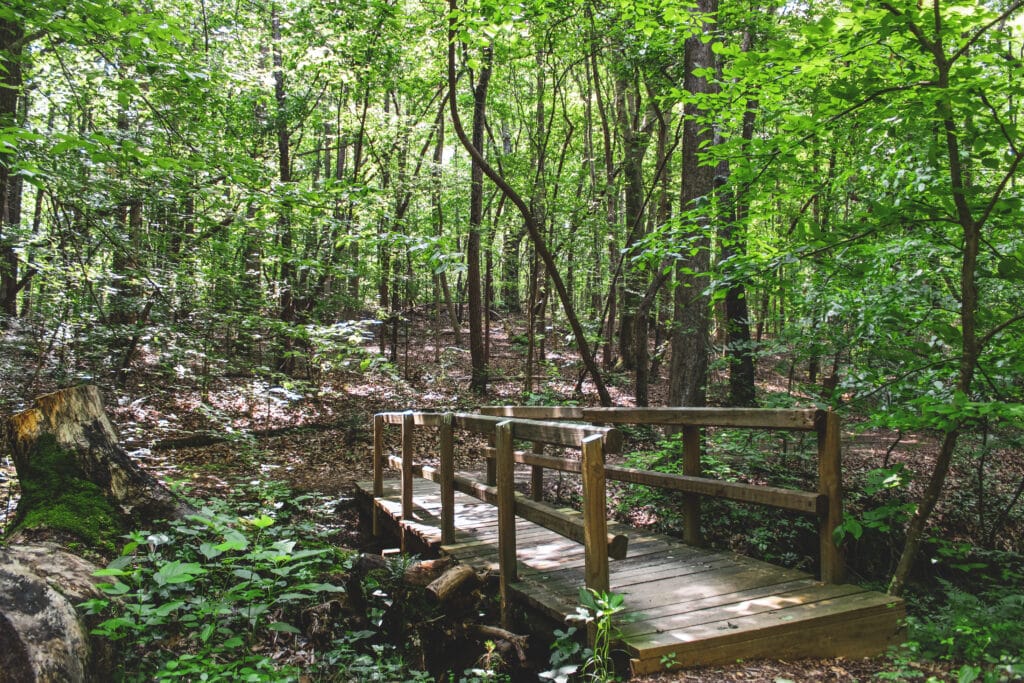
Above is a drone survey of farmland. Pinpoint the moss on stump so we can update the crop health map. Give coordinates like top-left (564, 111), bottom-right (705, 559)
top-left (10, 433), bottom-right (124, 551)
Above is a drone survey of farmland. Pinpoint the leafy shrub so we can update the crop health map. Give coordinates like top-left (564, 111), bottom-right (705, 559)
top-left (79, 487), bottom-right (428, 681)
top-left (886, 581), bottom-right (1024, 683)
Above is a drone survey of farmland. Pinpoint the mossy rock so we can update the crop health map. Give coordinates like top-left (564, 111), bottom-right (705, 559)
top-left (8, 433), bottom-right (124, 553)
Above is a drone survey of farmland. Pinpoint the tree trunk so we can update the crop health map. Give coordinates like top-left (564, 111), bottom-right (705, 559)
top-left (669, 0), bottom-right (720, 408)
top-left (0, 543), bottom-right (115, 683)
top-left (0, 18), bottom-right (24, 320)
top-left (723, 80), bottom-right (758, 408)
top-left (271, 6), bottom-right (296, 375)
top-left (467, 45), bottom-right (493, 395)
top-left (7, 385), bottom-right (193, 539)
top-left (447, 2), bottom-right (612, 405)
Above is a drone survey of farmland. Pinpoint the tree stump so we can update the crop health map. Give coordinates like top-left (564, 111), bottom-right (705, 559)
top-left (2, 385), bottom-right (195, 681)
top-left (6, 384), bottom-right (192, 548)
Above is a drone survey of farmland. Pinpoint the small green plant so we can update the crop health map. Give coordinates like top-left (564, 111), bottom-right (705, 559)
top-left (659, 652), bottom-right (678, 669)
top-left (567, 588), bottom-right (625, 682)
top-left (79, 485), bottom-right (429, 681)
top-left (454, 640), bottom-right (512, 682)
top-left (541, 626), bottom-right (584, 682)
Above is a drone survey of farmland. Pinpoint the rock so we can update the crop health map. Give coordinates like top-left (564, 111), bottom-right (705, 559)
top-left (0, 543), bottom-right (113, 682)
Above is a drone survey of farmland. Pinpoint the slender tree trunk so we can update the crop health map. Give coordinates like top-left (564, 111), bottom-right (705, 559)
top-left (616, 77), bottom-right (649, 373)
top-left (888, 7), bottom-right (984, 594)
top-left (467, 46), bottom-right (493, 394)
top-left (587, 12), bottom-right (618, 371)
top-left (723, 51), bottom-right (758, 407)
top-left (432, 100), bottom-right (461, 344)
top-left (447, 0), bottom-right (611, 405)
top-left (0, 18), bottom-right (24, 320)
top-left (271, 6), bottom-right (297, 375)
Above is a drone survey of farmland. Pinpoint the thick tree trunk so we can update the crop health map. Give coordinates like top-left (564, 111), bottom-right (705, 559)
top-left (669, 0), bottom-right (719, 408)
top-left (8, 385), bottom-right (193, 535)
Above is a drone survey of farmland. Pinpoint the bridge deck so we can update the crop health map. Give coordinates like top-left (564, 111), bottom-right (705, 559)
top-left (357, 476), bottom-right (904, 674)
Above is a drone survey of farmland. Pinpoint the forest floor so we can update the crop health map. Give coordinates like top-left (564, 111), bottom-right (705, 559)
top-left (0, 315), bottom-right (980, 681)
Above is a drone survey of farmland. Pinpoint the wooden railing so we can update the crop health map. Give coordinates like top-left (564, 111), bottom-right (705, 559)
top-left (479, 406), bottom-right (846, 585)
top-left (372, 406), bottom-right (845, 627)
top-left (372, 411), bottom-right (625, 625)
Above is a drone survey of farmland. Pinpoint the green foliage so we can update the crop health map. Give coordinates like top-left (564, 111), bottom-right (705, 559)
top-left (614, 430), bottom-right (818, 569)
top-left (540, 626), bottom-right (585, 683)
top-left (453, 639), bottom-right (512, 682)
top-left (79, 487), bottom-right (427, 681)
top-left (885, 582), bottom-right (1024, 683)
top-left (835, 464), bottom-right (915, 545)
top-left (554, 588), bottom-right (625, 682)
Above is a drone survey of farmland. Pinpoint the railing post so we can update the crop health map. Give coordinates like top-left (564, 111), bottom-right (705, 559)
top-left (401, 411), bottom-right (414, 521)
top-left (486, 431), bottom-right (497, 486)
top-left (439, 412), bottom-right (455, 545)
top-left (682, 425), bottom-right (703, 546)
top-left (372, 414), bottom-right (384, 537)
top-left (495, 421), bottom-right (517, 628)
top-left (817, 409), bottom-right (846, 584)
top-left (581, 434), bottom-right (609, 595)
top-left (530, 441), bottom-right (544, 501)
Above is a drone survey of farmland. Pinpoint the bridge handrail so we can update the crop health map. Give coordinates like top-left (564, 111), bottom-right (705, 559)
top-left (376, 410), bottom-right (622, 451)
top-left (479, 405), bottom-right (844, 584)
top-left (371, 410), bottom-right (617, 625)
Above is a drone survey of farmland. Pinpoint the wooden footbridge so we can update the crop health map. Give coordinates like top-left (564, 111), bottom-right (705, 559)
top-left (355, 406), bottom-right (904, 675)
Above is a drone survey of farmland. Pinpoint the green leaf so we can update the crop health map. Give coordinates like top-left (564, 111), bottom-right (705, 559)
top-left (153, 561), bottom-right (206, 587)
top-left (267, 621), bottom-right (301, 634)
top-left (242, 514), bottom-right (275, 529)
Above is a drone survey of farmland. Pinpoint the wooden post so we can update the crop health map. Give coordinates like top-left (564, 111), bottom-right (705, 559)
top-left (682, 425), bottom-right (703, 546)
top-left (439, 413), bottom-right (455, 545)
top-left (581, 434), bottom-right (609, 595)
top-left (817, 409), bottom-right (846, 584)
top-left (495, 421), bottom-right (517, 628)
top-left (401, 411), bottom-right (414, 521)
top-left (530, 441), bottom-right (544, 501)
top-left (486, 431), bottom-right (497, 486)
top-left (372, 414), bottom-right (384, 537)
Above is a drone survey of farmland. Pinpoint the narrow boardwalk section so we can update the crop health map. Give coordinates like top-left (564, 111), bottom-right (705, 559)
top-left (357, 476), bottom-right (905, 675)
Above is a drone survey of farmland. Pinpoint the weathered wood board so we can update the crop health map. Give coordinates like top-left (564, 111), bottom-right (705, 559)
top-left (356, 477), bottom-right (904, 674)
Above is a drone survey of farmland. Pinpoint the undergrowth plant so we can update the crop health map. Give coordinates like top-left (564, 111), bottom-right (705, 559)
top-left (79, 484), bottom-right (429, 681)
top-left (541, 588), bottom-right (625, 682)
top-left (883, 579), bottom-right (1024, 683)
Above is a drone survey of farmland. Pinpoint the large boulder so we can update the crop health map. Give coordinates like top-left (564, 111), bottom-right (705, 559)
top-left (0, 543), bottom-right (113, 682)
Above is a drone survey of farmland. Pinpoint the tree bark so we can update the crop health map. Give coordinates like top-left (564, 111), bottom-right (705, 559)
top-left (0, 18), bottom-right (24, 319)
top-left (669, 0), bottom-right (720, 408)
top-left (467, 46), bottom-right (493, 395)
top-left (8, 385), bottom-right (193, 531)
top-left (0, 543), bottom-right (114, 683)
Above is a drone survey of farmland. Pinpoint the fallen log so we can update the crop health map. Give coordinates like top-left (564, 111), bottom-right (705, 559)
top-left (426, 564), bottom-right (479, 604)
top-left (404, 557), bottom-right (455, 587)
